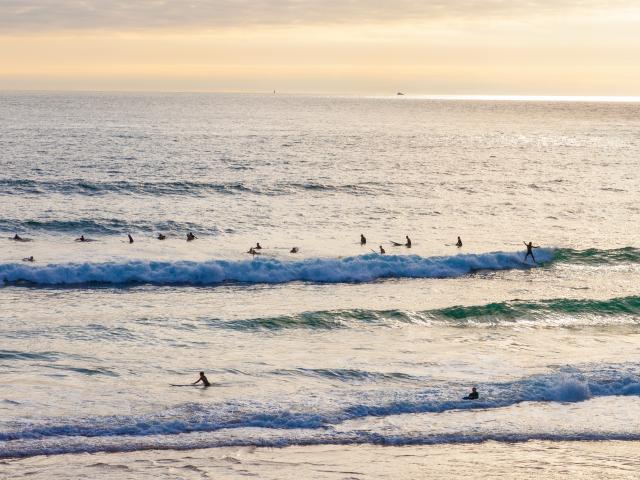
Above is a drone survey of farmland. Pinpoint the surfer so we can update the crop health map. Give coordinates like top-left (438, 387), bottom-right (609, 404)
top-left (456, 236), bottom-right (463, 248)
top-left (22, 256), bottom-right (34, 262)
top-left (463, 387), bottom-right (479, 400)
top-left (193, 371), bottom-right (211, 387)
top-left (290, 247), bottom-right (299, 253)
top-left (247, 247), bottom-right (261, 255)
top-left (128, 234), bottom-right (134, 244)
top-left (391, 236), bottom-right (412, 247)
top-left (379, 245), bottom-right (386, 254)
top-left (255, 242), bottom-right (262, 250)
top-left (157, 233), bottom-right (166, 240)
top-left (186, 232), bottom-right (197, 242)
top-left (12, 234), bottom-right (23, 241)
top-left (523, 241), bottom-right (540, 263)
top-left (75, 235), bottom-right (87, 242)
top-left (360, 234), bottom-right (366, 246)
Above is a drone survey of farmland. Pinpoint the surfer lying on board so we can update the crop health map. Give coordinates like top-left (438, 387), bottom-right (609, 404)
top-left (22, 256), bottom-right (34, 262)
top-left (11, 234), bottom-right (32, 242)
top-left (523, 241), bottom-right (540, 263)
top-left (193, 371), bottom-right (211, 387)
top-left (75, 235), bottom-right (91, 242)
top-left (463, 387), bottom-right (479, 400)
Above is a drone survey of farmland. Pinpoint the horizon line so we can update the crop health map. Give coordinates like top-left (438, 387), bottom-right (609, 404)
top-left (2, 89), bottom-right (640, 102)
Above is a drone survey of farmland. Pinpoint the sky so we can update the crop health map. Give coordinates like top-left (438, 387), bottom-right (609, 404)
top-left (1, 0), bottom-right (639, 94)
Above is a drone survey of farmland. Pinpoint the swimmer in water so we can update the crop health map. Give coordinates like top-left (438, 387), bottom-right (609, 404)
top-left (186, 232), bottom-right (197, 242)
top-left (290, 247), bottom-right (299, 253)
top-left (157, 233), bottom-right (166, 240)
top-left (456, 236), bottom-right (463, 248)
top-left (379, 245), bottom-right (386, 254)
top-left (128, 234), bottom-right (134, 244)
top-left (463, 387), bottom-right (479, 400)
top-left (523, 241), bottom-right (540, 263)
top-left (22, 256), bottom-right (34, 262)
top-left (193, 371), bottom-right (211, 387)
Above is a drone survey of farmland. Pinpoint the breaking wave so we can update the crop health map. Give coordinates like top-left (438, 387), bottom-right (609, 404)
top-left (1, 367), bottom-right (639, 458)
top-left (0, 250), bottom-right (552, 287)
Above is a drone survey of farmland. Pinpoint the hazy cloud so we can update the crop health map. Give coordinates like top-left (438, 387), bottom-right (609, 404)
top-left (0, 0), bottom-right (629, 32)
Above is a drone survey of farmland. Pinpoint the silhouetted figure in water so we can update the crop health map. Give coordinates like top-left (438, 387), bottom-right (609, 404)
top-left (379, 245), bottom-right (386, 254)
top-left (186, 232), bottom-right (197, 242)
top-left (360, 234), bottom-right (366, 246)
top-left (13, 234), bottom-right (22, 241)
top-left (128, 234), bottom-right (134, 244)
top-left (157, 233), bottom-right (166, 240)
top-left (75, 235), bottom-right (87, 242)
top-left (247, 247), bottom-right (261, 255)
top-left (463, 387), bottom-right (479, 400)
top-left (405, 236), bottom-right (411, 248)
top-left (523, 241), bottom-right (540, 263)
top-left (290, 247), bottom-right (299, 253)
top-left (22, 256), bottom-right (34, 262)
top-left (255, 243), bottom-right (262, 250)
top-left (456, 236), bottom-right (463, 248)
top-left (193, 371), bottom-right (210, 387)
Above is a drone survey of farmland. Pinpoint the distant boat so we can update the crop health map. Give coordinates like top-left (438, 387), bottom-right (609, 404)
top-left (396, 92), bottom-right (405, 96)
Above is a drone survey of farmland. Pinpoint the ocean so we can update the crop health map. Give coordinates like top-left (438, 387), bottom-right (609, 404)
top-left (1, 92), bottom-right (640, 478)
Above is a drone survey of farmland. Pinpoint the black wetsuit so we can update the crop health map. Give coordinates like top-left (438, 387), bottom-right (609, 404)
top-left (464, 391), bottom-right (479, 400)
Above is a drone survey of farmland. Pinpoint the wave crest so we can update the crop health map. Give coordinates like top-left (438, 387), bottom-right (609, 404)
top-left (0, 251), bottom-right (551, 287)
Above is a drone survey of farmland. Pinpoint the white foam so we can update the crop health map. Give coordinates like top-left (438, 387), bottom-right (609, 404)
top-left (0, 250), bottom-right (553, 286)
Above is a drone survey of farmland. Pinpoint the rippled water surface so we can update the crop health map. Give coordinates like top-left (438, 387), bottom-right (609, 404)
top-left (1, 93), bottom-right (640, 478)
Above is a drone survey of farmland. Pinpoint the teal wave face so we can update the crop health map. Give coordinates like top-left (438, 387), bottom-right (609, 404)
top-left (218, 296), bottom-right (640, 331)
top-left (553, 247), bottom-right (640, 265)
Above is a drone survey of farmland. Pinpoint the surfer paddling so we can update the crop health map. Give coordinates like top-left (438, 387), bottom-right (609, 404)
top-left (193, 371), bottom-right (211, 387)
top-left (523, 241), bottom-right (540, 263)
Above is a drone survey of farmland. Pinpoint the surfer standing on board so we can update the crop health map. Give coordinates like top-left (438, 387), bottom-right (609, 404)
top-left (523, 241), bottom-right (540, 263)
top-left (193, 371), bottom-right (211, 387)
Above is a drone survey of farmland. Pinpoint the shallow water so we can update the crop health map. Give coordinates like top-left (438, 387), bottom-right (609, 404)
top-left (1, 93), bottom-right (639, 475)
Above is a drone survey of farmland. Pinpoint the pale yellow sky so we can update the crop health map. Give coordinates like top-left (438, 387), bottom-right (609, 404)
top-left (1, 1), bottom-right (639, 94)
